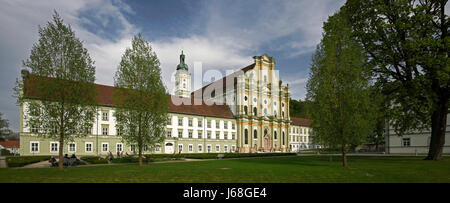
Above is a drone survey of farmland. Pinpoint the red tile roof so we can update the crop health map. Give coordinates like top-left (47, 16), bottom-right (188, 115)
top-left (168, 96), bottom-right (234, 118)
top-left (191, 63), bottom-right (255, 97)
top-left (23, 74), bottom-right (234, 119)
top-left (0, 140), bottom-right (20, 148)
top-left (290, 117), bottom-right (311, 127)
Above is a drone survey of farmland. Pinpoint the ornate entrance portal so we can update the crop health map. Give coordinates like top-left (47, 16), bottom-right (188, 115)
top-left (165, 142), bottom-right (174, 154)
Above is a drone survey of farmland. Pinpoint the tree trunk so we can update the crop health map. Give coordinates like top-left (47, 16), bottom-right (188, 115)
top-left (426, 0), bottom-right (450, 161)
top-left (425, 97), bottom-right (448, 160)
top-left (138, 151), bottom-right (142, 166)
top-left (58, 133), bottom-right (64, 170)
top-left (58, 105), bottom-right (65, 170)
top-left (342, 147), bottom-right (348, 167)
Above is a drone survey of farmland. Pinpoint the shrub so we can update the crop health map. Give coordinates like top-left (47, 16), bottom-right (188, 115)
top-left (6, 156), bottom-right (51, 168)
top-left (1, 149), bottom-right (12, 156)
top-left (80, 156), bottom-right (108, 164)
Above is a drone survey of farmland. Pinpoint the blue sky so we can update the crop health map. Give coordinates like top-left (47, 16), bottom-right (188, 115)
top-left (0, 0), bottom-right (347, 131)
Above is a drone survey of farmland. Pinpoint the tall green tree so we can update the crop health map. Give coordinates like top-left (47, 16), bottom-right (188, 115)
top-left (345, 0), bottom-right (449, 160)
top-left (18, 11), bottom-right (97, 169)
top-left (113, 34), bottom-right (168, 166)
top-left (289, 98), bottom-right (309, 118)
top-left (306, 9), bottom-right (377, 167)
top-left (0, 112), bottom-right (12, 141)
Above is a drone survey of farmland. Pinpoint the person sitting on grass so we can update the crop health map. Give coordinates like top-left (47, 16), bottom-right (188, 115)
top-left (49, 156), bottom-right (58, 167)
top-left (63, 154), bottom-right (70, 166)
top-left (70, 154), bottom-right (78, 166)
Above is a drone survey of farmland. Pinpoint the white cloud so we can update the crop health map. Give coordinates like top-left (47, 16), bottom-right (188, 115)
top-left (152, 35), bottom-right (254, 94)
top-left (0, 0), bottom-right (344, 130)
top-left (0, 0), bottom-right (138, 131)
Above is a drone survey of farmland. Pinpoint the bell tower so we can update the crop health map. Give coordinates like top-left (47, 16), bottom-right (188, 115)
top-left (174, 51), bottom-right (191, 98)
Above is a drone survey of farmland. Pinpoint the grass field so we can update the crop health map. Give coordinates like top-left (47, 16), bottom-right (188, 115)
top-left (1, 156), bottom-right (449, 183)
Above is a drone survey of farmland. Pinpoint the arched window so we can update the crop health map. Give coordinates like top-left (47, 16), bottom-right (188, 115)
top-left (282, 132), bottom-right (285, 145)
top-left (253, 107), bottom-right (257, 116)
top-left (244, 106), bottom-right (248, 115)
top-left (274, 131), bottom-right (277, 140)
top-left (253, 129), bottom-right (257, 139)
top-left (264, 129), bottom-right (268, 136)
top-left (244, 129), bottom-right (249, 145)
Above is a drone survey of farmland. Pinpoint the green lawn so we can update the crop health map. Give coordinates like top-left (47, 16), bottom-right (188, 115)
top-left (1, 156), bottom-right (449, 183)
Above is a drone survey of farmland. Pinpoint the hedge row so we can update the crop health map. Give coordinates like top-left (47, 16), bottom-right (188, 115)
top-left (80, 156), bottom-right (109, 164)
top-left (6, 156), bottom-right (51, 168)
top-left (77, 153), bottom-right (296, 165)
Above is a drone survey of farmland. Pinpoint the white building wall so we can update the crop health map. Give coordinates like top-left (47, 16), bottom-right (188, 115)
top-left (386, 116), bottom-right (450, 154)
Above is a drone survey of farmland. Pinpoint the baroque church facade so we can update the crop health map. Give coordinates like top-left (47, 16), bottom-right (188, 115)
top-left (19, 53), bottom-right (314, 156)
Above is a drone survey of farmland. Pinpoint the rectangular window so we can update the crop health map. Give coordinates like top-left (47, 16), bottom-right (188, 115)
top-left (102, 125), bottom-right (109, 135)
top-left (85, 126), bottom-right (92, 135)
top-left (232, 123), bottom-right (235, 130)
top-left (130, 144), bottom-right (136, 153)
top-left (207, 120), bottom-right (211, 128)
top-left (207, 145), bottom-right (211, 153)
top-left (188, 131), bottom-right (193, 138)
top-left (198, 131), bottom-right (202, 139)
top-left (198, 144), bottom-right (203, 152)
top-left (116, 128), bottom-right (122, 136)
top-left (31, 124), bottom-right (39, 133)
top-left (167, 130), bottom-right (172, 137)
top-left (30, 142), bottom-right (39, 153)
top-left (402, 138), bottom-right (411, 147)
top-left (224, 133), bottom-right (228, 140)
top-left (224, 145), bottom-right (228, 153)
top-left (216, 145), bottom-right (220, 152)
top-left (116, 143), bottom-right (123, 152)
top-left (232, 145), bottom-right (236, 152)
top-left (188, 144), bottom-right (193, 152)
top-left (178, 131), bottom-right (182, 138)
top-left (207, 132), bottom-right (211, 139)
top-left (102, 143), bottom-right (109, 152)
top-left (68, 143), bottom-right (76, 152)
top-left (50, 122), bottom-right (58, 134)
top-left (154, 145), bottom-right (160, 152)
top-left (85, 142), bottom-right (93, 152)
top-left (198, 120), bottom-right (202, 127)
top-left (216, 121), bottom-right (219, 129)
top-left (178, 144), bottom-right (183, 153)
top-left (50, 142), bottom-right (58, 153)
top-left (188, 119), bottom-right (193, 127)
top-left (102, 111), bottom-right (109, 121)
top-left (232, 133), bottom-right (236, 140)
top-left (224, 122), bottom-right (228, 129)
top-left (178, 118), bottom-right (183, 126)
